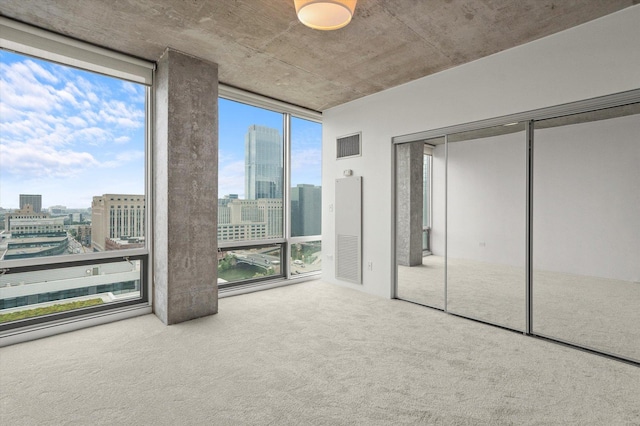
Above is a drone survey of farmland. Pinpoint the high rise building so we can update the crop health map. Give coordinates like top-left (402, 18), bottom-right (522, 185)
top-left (245, 125), bottom-right (282, 200)
top-left (19, 194), bottom-right (42, 213)
top-left (91, 194), bottom-right (145, 252)
top-left (291, 184), bottom-right (321, 237)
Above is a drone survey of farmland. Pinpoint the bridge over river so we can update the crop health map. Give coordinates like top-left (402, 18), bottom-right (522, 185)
top-left (232, 251), bottom-right (280, 270)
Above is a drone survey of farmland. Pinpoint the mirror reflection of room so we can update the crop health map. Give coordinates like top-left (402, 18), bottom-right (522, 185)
top-left (395, 103), bottom-right (640, 362)
top-left (396, 137), bottom-right (445, 310)
top-left (532, 104), bottom-right (640, 361)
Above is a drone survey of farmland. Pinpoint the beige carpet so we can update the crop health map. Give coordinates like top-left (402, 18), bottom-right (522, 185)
top-left (398, 256), bottom-right (640, 361)
top-left (1, 280), bottom-right (639, 425)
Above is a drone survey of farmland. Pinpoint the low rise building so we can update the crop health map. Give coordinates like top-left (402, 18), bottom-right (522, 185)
top-left (218, 198), bottom-right (282, 242)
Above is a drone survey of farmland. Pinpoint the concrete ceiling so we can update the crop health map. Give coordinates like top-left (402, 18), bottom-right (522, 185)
top-left (1, 0), bottom-right (637, 112)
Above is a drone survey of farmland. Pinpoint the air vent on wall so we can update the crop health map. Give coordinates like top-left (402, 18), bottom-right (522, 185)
top-left (337, 132), bottom-right (361, 159)
top-left (335, 176), bottom-right (362, 284)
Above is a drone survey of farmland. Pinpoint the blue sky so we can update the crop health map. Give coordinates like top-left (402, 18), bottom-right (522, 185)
top-left (0, 50), bottom-right (322, 209)
top-left (0, 50), bottom-right (146, 209)
top-left (218, 99), bottom-right (322, 198)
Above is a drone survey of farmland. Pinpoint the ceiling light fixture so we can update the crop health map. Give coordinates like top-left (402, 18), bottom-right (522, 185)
top-left (294, 0), bottom-right (357, 31)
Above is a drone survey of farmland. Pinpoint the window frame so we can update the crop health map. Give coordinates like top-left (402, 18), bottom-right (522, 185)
top-left (218, 86), bottom-right (322, 286)
top-left (0, 18), bottom-right (154, 334)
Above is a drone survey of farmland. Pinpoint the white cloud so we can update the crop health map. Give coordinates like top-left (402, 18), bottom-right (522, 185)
top-left (55, 86), bottom-right (80, 107)
top-left (99, 150), bottom-right (145, 168)
top-left (219, 160), bottom-right (245, 197)
top-left (0, 78), bottom-right (56, 113)
top-left (122, 81), bottom-right (142, 96)
top-left (0, 103), bottom-right (23, 121)
top-left (291, 148), bottom-right (322, 171)
top-left (290, 148), bottom-right (322, 186)
top-left (67, 116), bottom-right (88, 127)
top-left (1, 53), bottom-right (147, 207)
top-left (1, 62), bottom-right (59, 111)
top-left (75, 75), bottom-right (96, 94)
top-left (218, 150), bottom-right (242, 164)
top-left (73, 127), bottom-right (110, 145)
top-left (114, 136), bottom-right (131, 144)
top-left (24, 60), bottom-right (59, 83)
top-left (81, 109), bottom-right (99, 124)
top-left (0, 141), bottom-right (98, 179)
top-left (64, 82), bottom-right (84, 98)
top-left (115, 150), bottom-right (144, 162)
top-left (37, 112), bottom-right (64, 125)
top-left (98, 100), bottom-right (144, 128)
top-left (0, 119), bottom-right (37, 139)
top-left (118, 117), bottom-right (143, 127)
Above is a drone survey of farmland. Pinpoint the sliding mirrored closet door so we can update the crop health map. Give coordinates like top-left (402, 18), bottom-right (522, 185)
top-left (446, 124), bottom-right (527, 331)
top-left (394, 92), bottom-right (640, 364)
top-left (532, 104), bottom-right (640, 361)
top-left (396, 137), bottom-right (445, 309)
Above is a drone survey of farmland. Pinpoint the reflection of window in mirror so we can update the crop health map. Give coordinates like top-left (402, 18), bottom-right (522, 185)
top-left (396, 137), bottom-right (445, 310)
top-left (423, 144), bottom-right (433, 254)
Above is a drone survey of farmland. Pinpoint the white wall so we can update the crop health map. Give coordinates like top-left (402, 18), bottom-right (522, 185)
top-left (321, 6), bottom-right (640, 298)
top-left (432, 115), bottom-right (639, 282)
top-left (447, 133), bottom-right (526, 267)
top-left (534, 115), bottom-right (640, 282)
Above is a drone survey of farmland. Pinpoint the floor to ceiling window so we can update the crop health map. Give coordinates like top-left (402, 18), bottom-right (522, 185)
top-left (217, 94), bottom-right (322, 288)
top-left (289, 117), bottom-right (322, 275)
top-left (0, 19), bottom-right (153, 332)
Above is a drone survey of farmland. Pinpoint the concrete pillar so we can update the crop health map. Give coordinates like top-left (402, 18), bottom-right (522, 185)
top-left (153, 49), bottom-right (218, 324)
top-left (396, 142), bottom-right (423, 267)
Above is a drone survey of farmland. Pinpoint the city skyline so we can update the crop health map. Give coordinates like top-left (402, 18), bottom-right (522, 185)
top-left (1, 51), bottom-right (322, 210)
top-left (218, 121), bottom-right (321, 242)
top-left (219, 98), bottom-right (322, 199)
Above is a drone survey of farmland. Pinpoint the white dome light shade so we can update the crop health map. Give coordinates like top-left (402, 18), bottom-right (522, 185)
top-left (294, 0), bottom-right (357, 30)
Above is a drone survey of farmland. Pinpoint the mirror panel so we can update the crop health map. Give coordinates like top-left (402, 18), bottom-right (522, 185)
top-left (446, 123), bottom-right (526, 331)
top-left (396, 137), bottom-right (445, 309)
top-left (532, 104), bottom-right (640, 361)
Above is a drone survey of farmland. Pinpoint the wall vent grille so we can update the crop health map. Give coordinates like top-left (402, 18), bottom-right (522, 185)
top-left (337, 133), bottom-right (361, 159)
top-left (336, 235), bottom-right (359, 282)
top-left (335, 176), bottom-right (362, 284)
